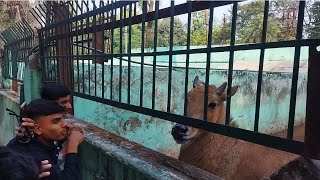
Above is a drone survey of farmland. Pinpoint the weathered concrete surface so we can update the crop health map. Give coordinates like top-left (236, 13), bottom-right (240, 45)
top-left (66, 117), bottom-right (222, 180)
top-left (0, 90), bottom-right (20, 145)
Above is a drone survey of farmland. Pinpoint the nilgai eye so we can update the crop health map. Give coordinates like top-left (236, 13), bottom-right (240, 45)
top-left (208, 102), bottom-right (217, 108)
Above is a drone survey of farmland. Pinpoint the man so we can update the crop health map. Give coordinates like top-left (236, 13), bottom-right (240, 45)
top-left (7, 99), bottom-right (84, 180)
top-left (14, 84), bottom-right (74, 173)
top-left (41, 84), bottom-right (72, 114)
top-left (16, 83), bottom-right (73, 137)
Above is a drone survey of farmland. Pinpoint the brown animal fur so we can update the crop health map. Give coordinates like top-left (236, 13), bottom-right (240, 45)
top-left (176, 83), bottom-right (301, 180)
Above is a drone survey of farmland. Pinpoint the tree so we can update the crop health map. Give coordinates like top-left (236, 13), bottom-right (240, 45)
top-left (213, 14), bottom-right (231, 45)
top-left (113, 24), bottom-right (142, 53)
top-left (190, 11), bottom-right (207, 46)
top-left (236, 1), bottom-right (282, 43)
top-left (307, 1), bottom-right (320, 39)
top-left (270, 0), bottom-right (299, 41)
top-left (157, 17), bottom-right (186, 47)
top-left (145, 0), bottom-right (154, 48)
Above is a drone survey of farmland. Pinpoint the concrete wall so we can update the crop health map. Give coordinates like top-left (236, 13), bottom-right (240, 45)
top-left (73, 64), bottom-right (307, 157)
top-left (68, 118), bottom-right (220, 180)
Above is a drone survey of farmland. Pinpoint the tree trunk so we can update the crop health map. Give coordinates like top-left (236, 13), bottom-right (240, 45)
top-left (145, 0), bottom-right (154, 48)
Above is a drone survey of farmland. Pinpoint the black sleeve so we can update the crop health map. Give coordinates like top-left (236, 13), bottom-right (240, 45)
top-left (45, 153), bottom-right (81, 180)
top-left (6, 137), bottom-right (18, 147)
top-left (6, 138), bottom-right (29, 152)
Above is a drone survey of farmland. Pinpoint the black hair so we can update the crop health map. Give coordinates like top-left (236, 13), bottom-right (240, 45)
top-left (0, 146), bottom-right (39, 180)
top-left (25, 99), bottom-right (65, 120)
top-left (41, 83), bottom-right (70, 101)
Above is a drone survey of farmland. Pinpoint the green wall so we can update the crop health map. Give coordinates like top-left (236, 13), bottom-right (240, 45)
top-left (0, 90), bottom-right (20, 145)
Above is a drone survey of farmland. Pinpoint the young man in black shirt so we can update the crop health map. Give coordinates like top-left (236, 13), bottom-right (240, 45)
top-left (7, 99), bottom-right (84, 180)
top-left (0, 146), bottom-right (52, 180)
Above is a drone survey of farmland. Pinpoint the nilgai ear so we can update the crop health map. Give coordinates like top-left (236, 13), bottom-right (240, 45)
top-left (216, 82), bottom-right (227, 96)
top-left (193, 76), bottom-right (205, 88)
top-left (220, 85), bottom-right (239, 101)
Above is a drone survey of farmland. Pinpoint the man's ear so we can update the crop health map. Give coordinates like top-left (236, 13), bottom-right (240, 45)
top-left (33, 124), bottom-right (42, 136)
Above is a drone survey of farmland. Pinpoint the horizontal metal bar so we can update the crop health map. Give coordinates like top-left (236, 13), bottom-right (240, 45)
top-left (40, 1), bottom-right (243, 39)
top-left (44, 37), bottom-right (320, 56)
top-left (74, 92), bottom-right (304, 155)
top-left (40, 1), bottom-right (137, 31)
top-left (4, 36), bottom-right (33, 46)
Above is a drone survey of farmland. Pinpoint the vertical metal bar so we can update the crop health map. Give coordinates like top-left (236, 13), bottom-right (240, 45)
top-left (124, 4), bottom-right (127, 18)
top-left (226, 2), bottom-right (238, 125)
top-left (305, 41), bottom-right (320, 160)
top-left (183, 0), bottom-right (192, 116)
top-left (49, 35), bottom-right (53, 82)
top-left (47, 36), bottom-right (50, 83)
top-left (110, 0), bottom-right (115, 100)
top-left (93, 1), bottom-right (97, 97)
top-left (287, 1), bottom-right (305, 139)
top-left (45, 31), bottom-right (49, 82)
top-left (127, 3), bottom-right (132, 104)
top-left (38, 31), bottom-right (46, 85)
top-left (140, 1), bottom-right (146, 107)
top-left (81, 1), bottom-right (85, 93)
top-left (119, 5), bottom-right (123, 102)
top-left (86, 0), bottom-right (91, 95)
top-left (134, 2), bottom-right (137, 16)
top-left (69, 12), bottom-right (74, 93)
top-left (75, 1), bottom-right (80, 93)
top-left (54, 38), bottom-right (58, 83)
top-left (101, 0), bottom-right (105, 98)
top-left (254, 1), bottom-right (269, 132)
top-left (60, 18), bottom-right (66, 85)
top-left (167, 1), bottom-right (174, 112)
top-left (152, 1), bottom-right (159, 110)
top-left (203, 2), bottom-right (214, 120)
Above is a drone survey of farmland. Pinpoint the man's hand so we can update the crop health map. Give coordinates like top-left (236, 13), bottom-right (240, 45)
top-left (15, 118), bottom-right (35, 137)
top-left (68, 128), bottom-right (84, 145)
top-left (67, 128), bottom-right (84, 153)
top-left (38, 160), bottom-right (52, 179)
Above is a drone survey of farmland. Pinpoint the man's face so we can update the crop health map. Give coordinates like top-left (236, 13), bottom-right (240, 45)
top-left (34, 113), bottom-right (68, 141)
top-left (56, 95), bottom-right (72, 113)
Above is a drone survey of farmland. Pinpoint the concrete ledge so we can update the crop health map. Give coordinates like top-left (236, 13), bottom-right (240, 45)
top-left (66, 117), bottom-right (222, 180)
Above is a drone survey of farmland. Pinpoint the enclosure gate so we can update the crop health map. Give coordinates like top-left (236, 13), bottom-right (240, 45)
top-left (34, 0), bottom-right (320, 159)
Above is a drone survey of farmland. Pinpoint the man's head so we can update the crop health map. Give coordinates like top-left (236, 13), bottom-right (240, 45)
top-left (25, 99), bottom-right (68, 141)
top-left (0, 146), bottom-right (39, 180)
top-left (41, 84), bottom-right (72, 113)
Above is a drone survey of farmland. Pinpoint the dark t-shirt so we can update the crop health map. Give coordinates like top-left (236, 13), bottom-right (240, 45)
top-left (7, 137), bottom-right (80, 180)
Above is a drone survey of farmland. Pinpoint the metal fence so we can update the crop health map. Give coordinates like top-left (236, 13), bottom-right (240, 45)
top-left (33, 0), bottom-right (320, 156)
top-left (0, 19), bottom-right (35, 84)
